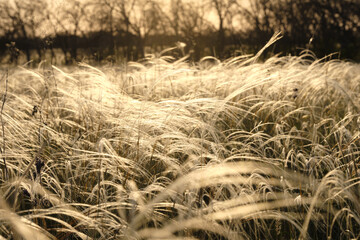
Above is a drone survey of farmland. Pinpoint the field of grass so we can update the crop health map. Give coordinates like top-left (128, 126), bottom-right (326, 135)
top-left (1, 39), bottom-right (360, 239)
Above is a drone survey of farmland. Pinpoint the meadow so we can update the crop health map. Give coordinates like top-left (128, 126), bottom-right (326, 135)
top-left (1, 36), bottom-right (360, 239)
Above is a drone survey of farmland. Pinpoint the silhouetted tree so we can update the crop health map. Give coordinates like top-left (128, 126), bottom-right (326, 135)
top-left (238, 0), bottom-right (360, 59)
top-left (164, 0), bottom-right (213, 60)
top-left (238, 0), bottom-right (274, 50)
top-left (87, 0), bottom-right (120, 59)
top-left (167, 0), bottom-right (183, 39)
top-left (47, 0), bottom-right (89, 63)
top-left (115, 0), bottom-right (163, 60)
top-left (209, 0), bottom-right (237, 57)
top-left (0, 0), bottom-right (359, 63)
top-left (0, 0), bottom-right (47, 62)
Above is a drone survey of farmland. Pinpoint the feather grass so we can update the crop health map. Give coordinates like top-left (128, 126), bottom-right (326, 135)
top-left (1, 36), bottom-right (360, 239)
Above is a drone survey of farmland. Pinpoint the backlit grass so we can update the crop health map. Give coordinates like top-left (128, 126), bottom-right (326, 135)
top-left (1, 45), bottom-right (360, 239)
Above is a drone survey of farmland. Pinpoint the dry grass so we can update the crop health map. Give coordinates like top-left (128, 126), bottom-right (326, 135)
top-left (1, 43), bottom-right (360, 239)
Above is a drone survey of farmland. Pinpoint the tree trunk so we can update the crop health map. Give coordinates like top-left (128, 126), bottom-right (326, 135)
top-left (217, 19), bottom-right (225, 58)
top-left (70, 35), bottom-right (78, 62)
top-left (136, 37), bottom-right (145, 60)
top-left (35, 42), bottom-right (42, 61)
top-left (19, 22), bottom-right (31, 62)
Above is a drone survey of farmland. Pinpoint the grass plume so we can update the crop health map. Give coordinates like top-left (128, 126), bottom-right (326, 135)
top-left (1, 43), bottom-right (360, 239)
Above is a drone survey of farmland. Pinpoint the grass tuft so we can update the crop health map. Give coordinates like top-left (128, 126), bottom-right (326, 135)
top-left (1, 43), bottom-right (360, 239)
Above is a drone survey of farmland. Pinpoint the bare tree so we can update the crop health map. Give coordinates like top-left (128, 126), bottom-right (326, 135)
top-left (209, 0), bottom-right (237, 57)
top-left (47, 0), bottom-right (89, 63)
top-left (237, 0), bottom-right (360, 59)
top-left (162, 0), bottom-right (213, 60)
top-left (163, 0), bottom-right (183, 38)
top-left (87, 0), bottom-right (120, 59)
top-left (0, 0), bottom-right (47, 62)
top-left (114, 0), bottom-right (163, 60)
top-left (238, 0), bottom-right (274, 38)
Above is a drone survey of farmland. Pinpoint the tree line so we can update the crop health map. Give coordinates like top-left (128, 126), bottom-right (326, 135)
top-left (0, 0), bottom-right (359, 64)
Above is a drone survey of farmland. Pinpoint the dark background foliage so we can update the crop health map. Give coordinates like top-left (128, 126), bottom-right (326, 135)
top-left (0, 0), bottom-right (359, 64)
